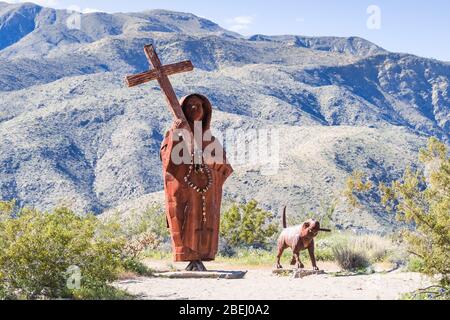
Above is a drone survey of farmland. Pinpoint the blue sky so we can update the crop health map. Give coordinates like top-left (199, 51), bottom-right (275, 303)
top-left (6, 0), bottom-right (450, 61)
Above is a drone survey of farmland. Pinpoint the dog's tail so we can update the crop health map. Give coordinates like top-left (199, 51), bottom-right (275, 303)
top-left (282, 206), bottom-right (287, 229)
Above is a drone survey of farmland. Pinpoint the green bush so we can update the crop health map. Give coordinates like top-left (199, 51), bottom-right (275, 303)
top-left (343, 171), bottom-right (373, 208)
top-left (343, 138), bottom-right (449, 298)
top-left (407, 256), bottom-right (425, 273)
top-left (121, 257), bottom-right (153, 277)
top-left (71, 285), bottom-right (132, 300)
top-left (220, 200), bottom-right (278, 251)
top-left (107, 205), bottom-right (170, 257)
top-left (380, 138), bottom-right (450, 296)
top-left (313, 240), bottom-right (335, 262)
top-left (117, 205), bottom-right (169, 240)
top-left (0, 202), bottom-right (126, 300)
top-left (102, 205), bottom-right (169, 276)
top-left (401, 286), bottom-right (449, 300)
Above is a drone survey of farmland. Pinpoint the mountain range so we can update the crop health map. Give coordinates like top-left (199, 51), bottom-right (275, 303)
top-left (0, 2), bottom-right (448, 232)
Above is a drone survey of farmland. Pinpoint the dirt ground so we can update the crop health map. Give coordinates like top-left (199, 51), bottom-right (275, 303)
top-left (113, 259), bottom-right (432, 300)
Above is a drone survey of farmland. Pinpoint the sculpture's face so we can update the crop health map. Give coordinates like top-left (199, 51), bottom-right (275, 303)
top-left (184, 96), bottom-right (205, 122)
top-left (301, 219), bottom-right (321, 239)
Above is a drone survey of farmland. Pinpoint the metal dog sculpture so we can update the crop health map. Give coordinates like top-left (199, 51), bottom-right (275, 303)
top-left (276, 206), bottom-right (331, 270)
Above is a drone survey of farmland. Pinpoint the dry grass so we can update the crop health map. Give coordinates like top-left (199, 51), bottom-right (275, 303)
top-left (330, 233), bottom-right (394, 271)
top-left (332, 244), bottom-right (370, 271)
top-left (355, 234), bottom-right (393, 262)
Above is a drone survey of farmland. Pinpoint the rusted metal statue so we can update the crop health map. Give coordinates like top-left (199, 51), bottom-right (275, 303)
top-left (276, 206), bottom-right (331, 271)
top-left (126, 45), bottom-right (233, 272)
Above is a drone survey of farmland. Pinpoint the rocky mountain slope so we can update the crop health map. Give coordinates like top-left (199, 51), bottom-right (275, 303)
top-left (0, 2), bottom-right (448, 232)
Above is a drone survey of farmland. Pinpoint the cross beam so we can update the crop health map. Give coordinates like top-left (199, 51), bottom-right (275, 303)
top-left (126, 44), bottom-right (194, 124)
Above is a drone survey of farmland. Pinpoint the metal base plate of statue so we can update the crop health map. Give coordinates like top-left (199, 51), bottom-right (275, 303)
top-left (272, 269), bottom-right (325, 278)
top-left (126, 45), bottom-right (234, 270)
top-left (155, 270), bottom-right (247, 280)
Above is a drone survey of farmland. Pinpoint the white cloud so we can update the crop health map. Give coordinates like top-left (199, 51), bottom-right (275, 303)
top-left (226, 15), bottom-right (255, 33)
top-left (66, 5), bottom-right (104, 14)
top-left (82, 8), bottom-right (103, 14)
top-left (232, 16), bottom-right (253, 25)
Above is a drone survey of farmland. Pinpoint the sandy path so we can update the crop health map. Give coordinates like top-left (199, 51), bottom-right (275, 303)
top-left (114, 260), bottom-right (432, 300)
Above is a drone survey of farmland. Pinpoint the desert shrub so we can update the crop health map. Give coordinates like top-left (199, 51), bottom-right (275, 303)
top-left (313, 239), bottom-right (335, 262)
top-left (0, 203), bottom-right (126, 300)
top-left (327, 233), bottom-right (394, 271)
top-left (356, 235), bottom-right (392, 262)
top-left (101, 205), bottom-right (169, 276)
top-left (220, 200), bottom-right (278, 251)
top-left (402, 285), bottom-right (449, 300)
top-left (314, 232), bottom-right (352, 263)
top-left (120, 258), bottom-right (153, 277)
top-left (109, 204), bottom-right (170, 256)
top-left (218, 239), bottom-right (236, 257)
top-left (121, 205), bottom-right (168, 240)
top-left (317, 232), bottom-right (393, 267)
top-left (71, 285), bottom-right (132, 300)
top-left (332, 243), bottom-right (371, 271)
top-left (343, 138), bottom-right (449, 298)
top-left (123, 232), bottom-right (160, 259)
top-left (343, 171), bottom-right (373, 208)
top-left (380, 138), bottom-right (450, 297)
top-left (407, 256), bottom-right (425, 273)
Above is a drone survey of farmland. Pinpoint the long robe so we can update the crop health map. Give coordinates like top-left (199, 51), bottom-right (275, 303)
top-left (160, 94), bottom-right (233, 262)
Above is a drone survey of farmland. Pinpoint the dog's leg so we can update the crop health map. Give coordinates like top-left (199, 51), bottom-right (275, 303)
top-left (276, 244), bottom-right (285, 269)
top-left (308, 240), bottom-right (319, 271)
top-left (290, 255), bottom-right (296, 266)
top-left (294, 251), bottom-right (304, 269)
